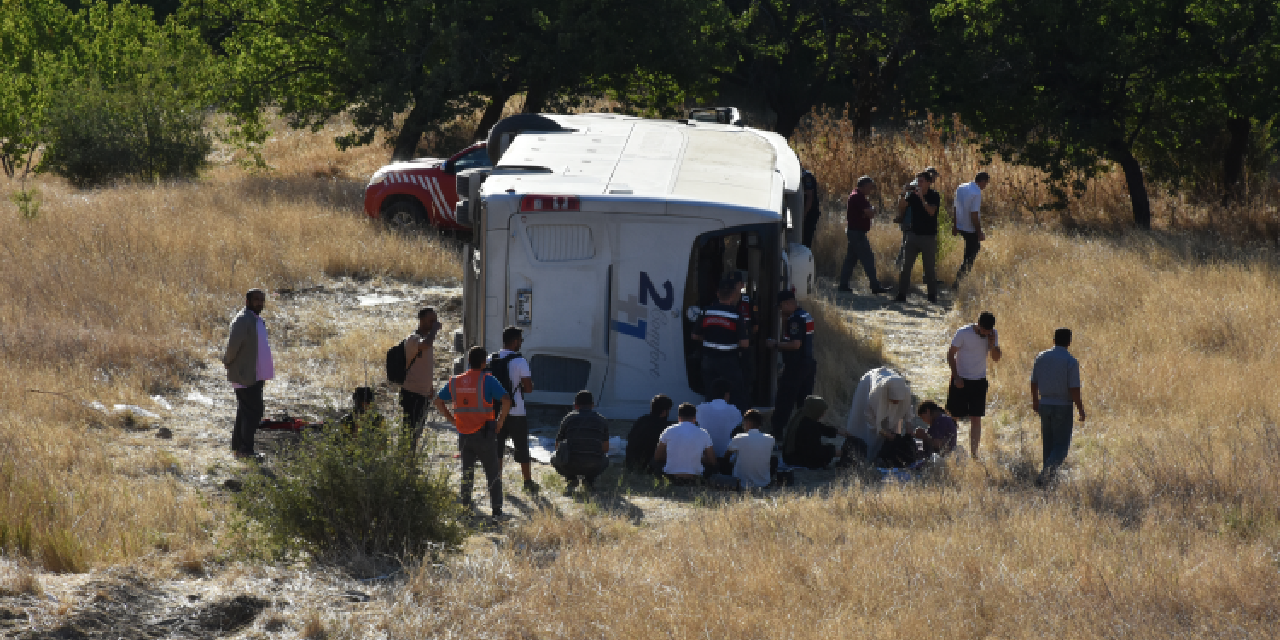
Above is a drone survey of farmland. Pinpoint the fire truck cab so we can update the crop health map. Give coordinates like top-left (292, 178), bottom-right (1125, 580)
top-left (454, 112), bottom-right (815, 417)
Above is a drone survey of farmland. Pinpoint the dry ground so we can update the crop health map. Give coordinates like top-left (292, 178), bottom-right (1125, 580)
top-left (3, 110), bottom-right (1279, 639)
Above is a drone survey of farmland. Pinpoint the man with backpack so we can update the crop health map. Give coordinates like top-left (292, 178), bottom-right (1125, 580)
top-left (487, 326), bottom-right (539, 494)
top-left (434, 347), bottom-right (512, 518)
top-left (394, 308), bottom-right (441, 450)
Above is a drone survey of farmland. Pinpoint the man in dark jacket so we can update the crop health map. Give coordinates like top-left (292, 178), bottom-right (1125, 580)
top-left (625, 394), bottom-right (672, 472)
top-left (554, 391), bottom-right (611, 496)
top-left (222, 289), bottom-right (274, 461)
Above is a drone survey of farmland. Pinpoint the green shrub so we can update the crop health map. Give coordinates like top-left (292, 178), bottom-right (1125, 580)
top-left (39, 78), bottom-right (211, 187)
top-left (234, 417), bottom-right (467, 560)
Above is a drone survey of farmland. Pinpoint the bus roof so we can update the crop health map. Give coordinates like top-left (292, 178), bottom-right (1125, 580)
top-left (483, 115), bottom-right (801, 214)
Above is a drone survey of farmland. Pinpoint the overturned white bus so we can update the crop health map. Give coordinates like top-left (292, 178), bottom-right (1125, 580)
top-left (451, 111), bottom-right (815, 417)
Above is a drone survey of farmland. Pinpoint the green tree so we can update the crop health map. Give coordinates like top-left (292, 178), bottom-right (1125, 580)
top-left (0, 0), bottom-right (75, 180)
top-left (197, 0), bottom-right (730, 160)
top-left (38, 1), bottom-right (214, 184)
top-left (932, 0), bottom-right (1202, 227)
top-left (723, 0), bottom-right (920, 138)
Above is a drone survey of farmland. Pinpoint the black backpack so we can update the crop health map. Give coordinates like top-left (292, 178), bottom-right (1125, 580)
top-left (485, 351), bottom-right (522, 397)
top-left (386, 337), bottom-right (424, 384)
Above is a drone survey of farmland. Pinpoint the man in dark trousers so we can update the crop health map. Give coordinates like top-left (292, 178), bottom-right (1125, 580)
top-left (691, 275), bottom-right (751, 412)
top-left (800, 166), bottom-right (821, 248)
top-left (839, 176), bottom-right (892, 294)
top-left (894, 171), bottom-right (942, 304)
top-left (1030, 328), bottom-right (1086, 485)
top-left (434, 347), bottom-right (512, 518)
top-left (766, 290), bottom-right (816, 439)
top-left (401, 307), bottom-right (441, 450)
top-left (554, 391), bottom-right (611, 497)
top-left (222, 289), bottom-right (274, 461)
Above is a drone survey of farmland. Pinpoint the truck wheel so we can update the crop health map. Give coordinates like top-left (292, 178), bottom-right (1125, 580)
top-left (381, 199), bottom-right (426, 233)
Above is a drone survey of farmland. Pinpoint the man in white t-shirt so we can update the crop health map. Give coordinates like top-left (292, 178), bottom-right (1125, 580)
top-left (488, 326), bottom-right (538, 494)
top-left (696, 378), bottom-right (744, 473)
top-left (952, 172), bottom-right (990, 286)
top-left (654, 403), bottom-right (716, 484)
top-left (725, 410), bottom-right (775, 488)
top-left (946, 311), bottom-right (1003, 455)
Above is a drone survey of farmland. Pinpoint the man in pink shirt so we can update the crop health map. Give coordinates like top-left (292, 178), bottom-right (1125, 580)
top-left (223, 289), bottom-right (275, 460)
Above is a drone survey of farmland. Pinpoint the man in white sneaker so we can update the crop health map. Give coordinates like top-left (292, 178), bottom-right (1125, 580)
top-left (946, 311), bottom-right (1002, 455)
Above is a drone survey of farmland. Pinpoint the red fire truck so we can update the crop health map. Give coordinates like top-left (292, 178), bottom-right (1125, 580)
top-left (363, 142), bottom-right (492, 233)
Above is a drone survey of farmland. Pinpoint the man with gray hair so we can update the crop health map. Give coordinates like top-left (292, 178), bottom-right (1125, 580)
top-left (838, 176), bottom-right (892, 294)
top-left (223, 289), bottom-right (274, 461)
top-left (1031, 328), bottom-right (1086, 485)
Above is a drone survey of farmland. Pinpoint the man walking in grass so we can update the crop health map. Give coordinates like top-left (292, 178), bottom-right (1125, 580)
top-left (1030, 328), bottom-right (1086, 485)
top-left (952, 172), bottom-right (991, 286)
top-left (223, 289), bottom-right (273, 462)
top-left (946, 311), bottom-right (1002, 455)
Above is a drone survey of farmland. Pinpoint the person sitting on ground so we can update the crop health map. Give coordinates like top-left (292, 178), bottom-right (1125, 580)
top-left (725, 409), bottom-right (776, 489)
top-left (914, 401), bottom-right (959, 456)
top-left (338, 386), bottom-right (385, 435)
top-left (782, 395), bottom-right (840, 469)
top-left (696, 379), bottom-right (744, 474)
top-left (653, 403), bottom-right (716, 484)
top-left (553, 390), bottom-right (612, 497)
top-left (625, 394), bottom-right (673, 472)
top-left (844, 367), bottom-right (914, 465)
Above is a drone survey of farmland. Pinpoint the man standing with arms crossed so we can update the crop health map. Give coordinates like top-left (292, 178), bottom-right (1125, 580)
top-left (946, 311), bottom-right (1002, 456)
top-left (435, 347), bottom-right (512, 518)
top-left (223, 289), bottom-right (273, 462)
top-left (952, 172), bottom-right (991, 286)
top-left (1030, 328), bottom-right (1086, 485)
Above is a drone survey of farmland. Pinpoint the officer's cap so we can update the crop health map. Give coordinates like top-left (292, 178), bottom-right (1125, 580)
top-left (777, 290), bottom-right (796, 302)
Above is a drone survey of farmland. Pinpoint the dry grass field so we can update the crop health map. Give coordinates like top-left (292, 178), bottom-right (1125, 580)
top-left (3, 108), bottom-right (1279, 638)
top-left (0, 117), bottom-right (458, 572)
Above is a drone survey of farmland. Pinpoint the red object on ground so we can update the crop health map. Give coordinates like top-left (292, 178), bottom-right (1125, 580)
top-left (258, 417), bottom-right (311, 431)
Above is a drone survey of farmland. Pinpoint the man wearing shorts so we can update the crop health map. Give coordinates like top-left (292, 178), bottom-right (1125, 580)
top-left (489, 327), bottom-right (539, 494)
top-left (946, 311), bottom-right (1002, 455)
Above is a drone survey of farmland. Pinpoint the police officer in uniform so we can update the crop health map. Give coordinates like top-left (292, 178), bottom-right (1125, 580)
top-left (766, 290), bottom-right (816, 439)
top-left (691, 275), bottom-right (751, 412)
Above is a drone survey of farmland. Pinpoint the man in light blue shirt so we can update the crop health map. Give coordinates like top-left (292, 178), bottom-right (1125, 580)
top-left (1030, 328), bottom-right (1086, 484)
top-left (696, 378), bottom-right (744, 473)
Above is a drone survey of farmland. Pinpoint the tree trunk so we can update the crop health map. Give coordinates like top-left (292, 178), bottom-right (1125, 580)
top-left (1222, 116), bottom-right (1250, 206)
top-left (851, 50), bottom-right (901, 137)
top-left (1113, 144), bottom-right (1152, 229)
top-left (392, 101), bottom-right (430, 160)
top-left (522, 85), bottom-right (547, 114)
top-left (774, 106), bottom-right (806, 139)
top-left (472, 91), bottom-right (513, 143)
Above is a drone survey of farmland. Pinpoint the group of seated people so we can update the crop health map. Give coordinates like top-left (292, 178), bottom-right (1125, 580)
top-left (549, 367), bottom-right (961, 493)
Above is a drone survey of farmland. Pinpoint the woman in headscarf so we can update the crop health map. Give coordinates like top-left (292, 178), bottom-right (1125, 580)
top-left (782, 396), bottom-right (840, 469)
top-left (843, 367), bottom-right (914, 465)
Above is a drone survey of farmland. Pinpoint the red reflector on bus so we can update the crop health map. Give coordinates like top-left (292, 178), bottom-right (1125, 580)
top-left (520, 195), bottom-right (580, 212)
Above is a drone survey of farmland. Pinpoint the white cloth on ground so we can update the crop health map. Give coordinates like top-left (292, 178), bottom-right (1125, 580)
top-left (845, 367), bottom-right (913, 462)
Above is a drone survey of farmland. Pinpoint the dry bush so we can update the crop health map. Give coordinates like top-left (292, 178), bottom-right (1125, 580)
top-left (809, 295), bottom-right (884, 411)
top-left (0, 115), bottom-right (460, 571)
top-left (0, 561), bottom-right (42, 597)
top-left (793, 109), bottom-right (1280, 247)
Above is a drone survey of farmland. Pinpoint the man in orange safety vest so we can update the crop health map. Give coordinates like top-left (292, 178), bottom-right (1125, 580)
top-left (435, 346), bottom-right (512, 518)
